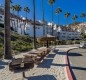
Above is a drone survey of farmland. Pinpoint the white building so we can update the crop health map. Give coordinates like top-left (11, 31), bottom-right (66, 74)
top-left (0, 7), bottom-right (82, 40)
top-left (55, 26), bottom-right (81, 40)
top-left (0, 8), bottom-right (50, 37)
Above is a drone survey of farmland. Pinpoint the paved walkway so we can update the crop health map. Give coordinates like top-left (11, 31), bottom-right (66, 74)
top-left (68, 48), bottom-right (86, 80)
top-left (0, 45), bottom-right (78, 80)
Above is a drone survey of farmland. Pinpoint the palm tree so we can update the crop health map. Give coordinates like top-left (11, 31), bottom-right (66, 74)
top-left (72, 14), bottom-right (78, 25)
top-left (49, 0), bottom-right (55, 35)
top-left (10, 0), bottom-right (13, 3)
top-left (80, 13), bottom-right (85, 25)
top-left (24, 6), bottom-right (30, 34)
top-left (4, 0), bottom-right (12, 59)
top-left (10, 5), bottom-right (16, 31)
top-left (55, 7), bottom-right (62, 26)
top-left (72, 15), bottom-right (78, 44)
top-left (80, 13), bottom-right (86, 34)
top-left (15, 4), bottom-right (21, 16)
top-left (33, 0), bottom-right (36, 49)
top-left (11, 5), bottom-right (15, 14)
top-left (24, 6), bottom-right (30, 20)
top-left (42, 0), bottom-right (45, 36)
top-left (80, 13), bottom-right (85, 22)
top-left (15, 4), bottom-right (22, 32)
top-left (64, 12), bottom-right (70, 25)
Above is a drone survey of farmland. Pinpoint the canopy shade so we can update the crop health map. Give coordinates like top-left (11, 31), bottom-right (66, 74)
top-left (37, 34), bottom-right (56, 42)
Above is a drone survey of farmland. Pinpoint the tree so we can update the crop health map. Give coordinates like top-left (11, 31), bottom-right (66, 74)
top-left (10, 5), bottom-right (16, 31)
top-left (11, 5), bottom-right (15, 14)
top-left (15, 4), bottom-right (22, 32)
top-left (64, 12), bottom-right (70, 25)
top-left (56, 7), bottom-right (62, 26)
top-left (80, 13), bottom-right (86, 26)
top-left (49, 0), bottom-right (55, 35)
top-left (72, 15), bottom-right (78, 44)
top-left (10, 0), bottom-right (13, 3)
top-left (42, 0), bottom-right (45, 36)
top-left (80, 13), bottom-right (86, 22)
top-left (33, 0), bottom-right (36, 49)
top-left (72, 14), bottom-right (78, 25)
top-left (4, 0), bottom-right (12, 59)
top-left (24, 6), bottom-right (30, 34)
top-left (24, 6), bottom-right (30, 20)
top-left (15, 4), bottom-right (21, 16)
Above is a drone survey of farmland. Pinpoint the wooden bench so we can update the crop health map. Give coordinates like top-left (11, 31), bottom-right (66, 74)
top-left (9, 57), bottom-right (34, 72)
top-left (28, 50), bottom-right (45, 57)
top-left (37, 47), bottom-right (50, 54)
top-left (23, 47), bottom-right (50, 64)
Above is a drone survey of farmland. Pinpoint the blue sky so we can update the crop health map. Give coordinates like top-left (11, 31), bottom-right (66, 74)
top-left (0, 0), bottom-right (86, 25)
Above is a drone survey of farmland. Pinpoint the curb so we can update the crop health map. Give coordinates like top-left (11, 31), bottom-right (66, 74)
top-left (66, 48), bottom-right (78, 80)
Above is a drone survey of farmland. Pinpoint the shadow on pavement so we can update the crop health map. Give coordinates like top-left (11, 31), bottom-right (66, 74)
top-left (53, 49), bottom-right (66, 55)
top-left (37, 58), bottom-right (68, 68)
top-left (71, 66), bottom-right (86, 71)
top-left (46, 54), bottom-right (56, 58)
top-left (69, 66), bottom-right (77, 80)
top-left (52, 63), bottom-right (68, 67)
top-left (69, 66), bottom-right (86, 80)
top-left (37, 59), bottom-right (53, 68)
top-left (26, 75), bottom-right (57, 80)
top-left (0, 66), bottom-right (5, 69)
top-left (0, 60), bottom-right (8, 69)
top-left (68, 52), bottom-right (83, 56)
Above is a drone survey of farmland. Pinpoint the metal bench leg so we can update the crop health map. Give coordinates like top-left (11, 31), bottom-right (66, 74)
top-left (22, 71), bottom-right (25, 78)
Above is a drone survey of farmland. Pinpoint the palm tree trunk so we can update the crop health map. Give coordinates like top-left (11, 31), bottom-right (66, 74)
top-left (24, 12), bottom-right (27, 34)
top-left (52, 5), bottom-right (53, 35)
top-left (24, 23), bottom-right (26, 35)
top-left (16, 11), bottom-right (19, 32)
top-left (33, 0), bottom-right (36, 49)
top-left (58, 15), bottom-right (59, 26)
top-left (26, 12), bottom-right (27, 20)
top-left (42, 0), bottom-right (45, 36)
top-left (66, 18), bottom-right (68, 26)
top-left (4, 0), bottom-right (12, 59)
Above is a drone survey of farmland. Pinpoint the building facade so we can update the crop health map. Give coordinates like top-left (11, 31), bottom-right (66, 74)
top-left (55, 26), bottom-right (81, 40)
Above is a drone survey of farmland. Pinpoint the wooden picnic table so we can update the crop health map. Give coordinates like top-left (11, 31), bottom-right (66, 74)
top-left (23, 48), bottom-right (50, 64)
top-left (9, 58), bottom-right (34, 71)
top-left (28, 50), bottom-right (45, 57)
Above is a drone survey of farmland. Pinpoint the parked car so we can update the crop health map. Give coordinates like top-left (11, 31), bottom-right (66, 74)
top-left (80, 42), bottom-right (86, 48)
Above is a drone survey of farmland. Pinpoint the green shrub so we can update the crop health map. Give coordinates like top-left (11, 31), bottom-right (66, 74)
top-left (11, 40), bottom-right (33, 52)
top-left (75, 40), bottom-right (80, 44)
top-left (0, 44), bottom-right (4, 58)
top-left (66, 40), bottom-right (73, 45)
top-left (11, 33), bottom-right (19, 41)
top-left (57, 40), bottom-right (66, 45)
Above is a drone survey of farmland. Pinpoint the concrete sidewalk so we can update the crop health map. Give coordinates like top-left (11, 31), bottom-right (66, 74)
top-left (0, 45), bottom-right (78, 80)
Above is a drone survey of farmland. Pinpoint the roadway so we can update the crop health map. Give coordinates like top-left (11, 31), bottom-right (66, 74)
top-left (68, 48), bottom-right (86, 80)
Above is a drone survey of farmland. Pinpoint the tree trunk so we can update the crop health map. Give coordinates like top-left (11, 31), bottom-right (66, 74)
top-left (52, 5), bottom-right (53, 35)
top-left (16, 11), bottom-right (19, 32)
top-left (24, 12), bottom-right (27, 35)
top-left (42, 0), bottom-right (45, 36)
top-left (33, 0), bottom-right (36, 49)
top-left (58, 15), bottom-right (59, 27)
top-left (4, 0), bottom-right (12, 59)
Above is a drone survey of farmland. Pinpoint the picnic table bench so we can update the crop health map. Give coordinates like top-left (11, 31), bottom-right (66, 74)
top-left (23, 47), bottom-right (50, 64)
top-left (9, 57), bottom-right (34, 71)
